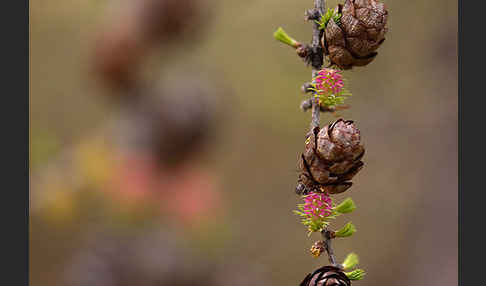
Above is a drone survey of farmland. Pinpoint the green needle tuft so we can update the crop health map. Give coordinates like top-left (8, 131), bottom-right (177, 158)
top-left (334, 198), bottom-right (357, 214)
top-left (273, 27), bottom-right (300, 48)
top-left (334, 222), bottom-right (356, 237)
top-left (345, 269), bottom-right (366, 280)
top-left (342, 253), bottom-right (359, 270)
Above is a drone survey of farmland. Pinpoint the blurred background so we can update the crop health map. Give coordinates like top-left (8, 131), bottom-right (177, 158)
top-left (30, 0), bottom-right (457, 285)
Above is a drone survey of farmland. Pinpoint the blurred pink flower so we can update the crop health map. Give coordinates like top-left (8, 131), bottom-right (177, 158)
top-left (109, 154), bottom-right (158, 203)
top-left (159, 168), bottom-right (222, 226)
top-left (107, 152), bottom-right (223, 226)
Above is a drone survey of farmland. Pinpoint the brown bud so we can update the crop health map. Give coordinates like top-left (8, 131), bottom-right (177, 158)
top-left (310, 241), bottom-right (326, 257)
top-left (323, 0), bottom-right (388, 70)
top-left (296, 45), bottom-right (309, 58)
top-left (305, 9), bottom-right (321, 21)
top-left (300, 266), bottom-right (351, 286)
top-left (298, 119), bottom-right (364, 194)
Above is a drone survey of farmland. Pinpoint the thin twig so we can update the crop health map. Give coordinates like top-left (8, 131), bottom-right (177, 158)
top-left (311, 0), bottom-right (339, 267)
top-left (322, 228), bottom-right (338, 266)
top-left (309, 0), bottom-right (326, 130)
top-left (301, 99), bottom-right (351, 113)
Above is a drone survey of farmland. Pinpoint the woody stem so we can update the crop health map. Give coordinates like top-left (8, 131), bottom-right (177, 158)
top-left (322, 228), bottom-right (338, 266)
top-left (309, 0), bottom-right (326, 130)
top-left (299, 0), bottom-right (338, 268)
top-left (312, 0), bottom-right (339, 267)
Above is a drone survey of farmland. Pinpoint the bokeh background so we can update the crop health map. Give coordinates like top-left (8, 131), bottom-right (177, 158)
top-left (30, 0), bottom-right (457, 285)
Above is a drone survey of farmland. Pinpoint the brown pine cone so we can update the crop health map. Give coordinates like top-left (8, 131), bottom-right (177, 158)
top-left (323, 0), bottom-right (388, 70)
top-left (296, 119), bottom-right (364, 195)
top-left (300, 266), bottom-right (351, 286)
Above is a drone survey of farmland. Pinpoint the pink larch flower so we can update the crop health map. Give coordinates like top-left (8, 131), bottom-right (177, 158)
top-left (302, 192), bottom-right (333, 219)
top-left (314, 68), bottom-right (345, 96)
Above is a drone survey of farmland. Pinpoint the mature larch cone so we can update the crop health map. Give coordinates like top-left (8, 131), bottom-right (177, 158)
top-left (300, 266), bottom-right (351, 286)
top-left (296, 119), bottom-right (364, 195)
top-left (323, 0), bottom-right (388, 70)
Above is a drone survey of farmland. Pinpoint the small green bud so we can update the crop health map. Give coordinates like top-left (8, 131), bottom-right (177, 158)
top-left (334, 222), bottom-right (356, 238)
top-left (334, 198), bottom-right (356, 214)
top-left (342, 253), bottom-right (359, 270)
top-left (273, 27), bottom-right (300, 48)
top-left (345, 269), bottom-right (366, 280)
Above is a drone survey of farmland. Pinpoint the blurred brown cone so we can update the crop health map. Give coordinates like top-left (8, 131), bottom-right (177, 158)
top-left (93, 19), bottom-right (148, 90)
top-left (140, 0), bottom-right (211, 42)
top-left (297, 119), bottom-right (364, 195)
top-left (93, 0), bottom-right (212, 91)
top-left (323, 0), bottom-right (388, 70)
top-left (300, 266), bottom-right (351, 286)
top-left (63, 229), bottom-right (215, 286)
top-left (112, 79), bottom-right (220, 168)
top-left (63, 228), bottom-right (267, 286)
